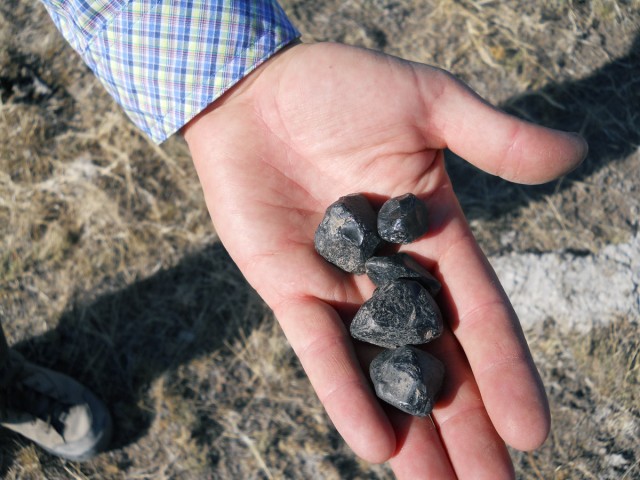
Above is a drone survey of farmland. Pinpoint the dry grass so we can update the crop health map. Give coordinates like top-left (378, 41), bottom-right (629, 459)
top-left (511, 317), bottom-right (640, 479)
top-left (1, 0), bottom-right (638, 478)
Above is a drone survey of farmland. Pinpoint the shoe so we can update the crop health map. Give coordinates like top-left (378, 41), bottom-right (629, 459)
top-left (0, 351), bottom-right (112, 461)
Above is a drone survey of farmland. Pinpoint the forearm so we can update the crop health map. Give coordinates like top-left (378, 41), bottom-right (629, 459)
top-left (39, 0), bottom-right (300, 143)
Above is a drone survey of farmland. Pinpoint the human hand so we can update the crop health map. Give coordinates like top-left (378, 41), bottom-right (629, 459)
top-left (183, 42), bottom-right (587, 479)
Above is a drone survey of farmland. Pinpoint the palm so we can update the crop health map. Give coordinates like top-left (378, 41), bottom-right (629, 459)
top-left (185, 43), bottom-right (587, 478)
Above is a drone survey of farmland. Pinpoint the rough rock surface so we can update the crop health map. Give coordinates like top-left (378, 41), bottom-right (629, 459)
top-left (365, 253), bottom-right (441, 295)
top-left (377, 193), bottom-right (429, 244)
top-left (350, 279), bottom-right (443, 348)
top-left (314, 194), bottom-right (382, 274)
top-left (369, 346), bottom-right (444, 416)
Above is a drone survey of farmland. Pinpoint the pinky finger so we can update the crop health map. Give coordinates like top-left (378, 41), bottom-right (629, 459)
top-left (388, 411), bottom-right (457, 480)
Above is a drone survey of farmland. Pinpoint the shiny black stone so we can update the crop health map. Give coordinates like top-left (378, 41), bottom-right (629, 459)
top-left (314, 194), bottom-right (382, 274)
top-left (370, 346), bottom-right (444, 416)
top-left (350, 279), bottom-right (443, 348)
top-left (377, 193), bottom-right (429, 244)
top-left (365, 253), bottom-right (441, 296)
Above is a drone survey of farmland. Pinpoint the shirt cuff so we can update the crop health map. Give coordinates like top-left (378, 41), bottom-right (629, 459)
top-left (42, 0), bottom-right (300, 143)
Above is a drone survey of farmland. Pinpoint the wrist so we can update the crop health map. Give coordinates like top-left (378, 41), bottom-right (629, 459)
top-left (182, 39), bottom-right (304, 145)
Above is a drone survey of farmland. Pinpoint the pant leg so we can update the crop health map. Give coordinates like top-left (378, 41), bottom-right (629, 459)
top-left (0, 323), bottom-right (8, 367)
top-left (0, 323), bottom-right (11, 392)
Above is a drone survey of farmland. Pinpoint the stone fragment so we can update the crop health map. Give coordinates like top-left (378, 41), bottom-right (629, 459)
top-left (314, 194), bottom-right (382, 274)
top-left (377, 193), bottom-right (429, 244)
top-left (370, 346), bottom-right (444, 416)
top-left (365, 253), bottom-right (441, 296)
top-left (350, 279), bottom-right (443, 348)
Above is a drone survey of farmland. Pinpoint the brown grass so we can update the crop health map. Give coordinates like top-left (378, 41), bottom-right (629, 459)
top-left (1, 0), bottom-right (638, 478)
top-left (511, 317), bottom-right (639, 479)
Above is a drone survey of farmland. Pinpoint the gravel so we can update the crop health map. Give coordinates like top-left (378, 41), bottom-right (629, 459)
top-left (377, 193), bottom-right (429, 244)
top-left (369, 346), bottom-right (445, 416)
top-left (365, 253), bottom-right (442, 295)
top-left (314, 193), bottom-right (382, 274)
top-left (350, 279), bottom-right (443, 348)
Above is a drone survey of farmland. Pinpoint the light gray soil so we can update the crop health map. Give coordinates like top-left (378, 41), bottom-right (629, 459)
top-left (494, 231), bottom-right (639, 332)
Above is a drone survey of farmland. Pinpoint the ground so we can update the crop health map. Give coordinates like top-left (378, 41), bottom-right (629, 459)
top-left (0, 0), bottom-right (638, 478)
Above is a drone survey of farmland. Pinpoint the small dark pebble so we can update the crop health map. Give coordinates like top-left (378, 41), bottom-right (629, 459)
top-left (350, 279), bottom-right (443, 348)
top-left (314, 193), bottom-right (382, 274)
top-left (377, 193), bottom-right (429, 244)
top-left (365, 253), bottom-right (441, 296)
top-left (370, 346), bottom-right (444, 416)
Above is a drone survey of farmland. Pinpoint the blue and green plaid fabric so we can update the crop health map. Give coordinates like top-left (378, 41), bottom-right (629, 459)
top-left (42, 0), bottom-right (300, 143)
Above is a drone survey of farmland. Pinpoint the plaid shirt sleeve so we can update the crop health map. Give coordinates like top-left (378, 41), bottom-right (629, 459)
top-left (40, 0), bottom-right (300, 143)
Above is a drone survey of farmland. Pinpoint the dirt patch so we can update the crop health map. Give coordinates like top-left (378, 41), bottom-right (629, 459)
top-left (494, 231), bottom-right (639, 332)
top-left (1, 0), bottom-right (638, 478)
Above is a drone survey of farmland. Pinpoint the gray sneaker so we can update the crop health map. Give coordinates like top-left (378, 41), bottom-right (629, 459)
top-left (0, 351), bottom-right (112, 461)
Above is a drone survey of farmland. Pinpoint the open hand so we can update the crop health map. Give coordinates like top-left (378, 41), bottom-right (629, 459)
top-left (184, 42), bottom-right (587, 479)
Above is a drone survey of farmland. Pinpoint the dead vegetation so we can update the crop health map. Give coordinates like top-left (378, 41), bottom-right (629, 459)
top-left (511, 317), bottom-right (639, 479)
top-left (1, 0), bottom-right (638, 478)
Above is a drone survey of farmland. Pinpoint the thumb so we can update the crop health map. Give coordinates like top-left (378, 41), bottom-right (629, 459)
top-left (417, 66), bottom-right (588, 185)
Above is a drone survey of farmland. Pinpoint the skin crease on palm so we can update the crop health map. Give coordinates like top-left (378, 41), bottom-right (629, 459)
top-left (183, 42), bottom-right (588, 479)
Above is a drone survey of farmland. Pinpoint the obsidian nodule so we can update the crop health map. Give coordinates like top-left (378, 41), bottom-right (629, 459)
top-left (350, 279), bottom-right (443, 348)
top-left (377, 193), bottom-right (429, 244)
top-left (365, 253), bottom-right (441, 296)
top-left (370, 346), bottom-right (444, 416)
top-left (314, 193), bottom-right (382, 274)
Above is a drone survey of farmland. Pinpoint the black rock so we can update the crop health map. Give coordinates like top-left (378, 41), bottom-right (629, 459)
top-left (365, 253), bottom-right (441, 296)
top-left (314, 194), bottom-right (382, 274)
top-left (370, 346), bottom-right (444, 416)
top-left (377, 193), bottom-right (429, 244)
top-left (350, 279), bottom-right (443, 348)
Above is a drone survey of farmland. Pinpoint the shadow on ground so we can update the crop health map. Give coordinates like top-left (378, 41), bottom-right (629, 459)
top-left (1, 29), bottom-right (637, 478)
top-left (447, 33), bottom-right (640, 219)
top-left (1, 243), bottom-right (265, 473)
